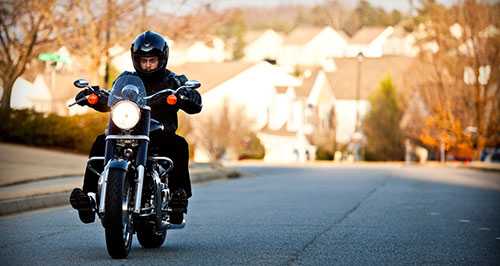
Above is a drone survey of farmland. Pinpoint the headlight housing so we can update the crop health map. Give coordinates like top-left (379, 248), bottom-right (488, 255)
top-left (111, 100), bottom-right (140, 130)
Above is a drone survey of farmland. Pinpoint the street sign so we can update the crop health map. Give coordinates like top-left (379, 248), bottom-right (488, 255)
top-left (38, 53), bottom-right (69, 63)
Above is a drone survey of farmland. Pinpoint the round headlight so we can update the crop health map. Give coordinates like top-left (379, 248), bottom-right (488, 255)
top-left (111, 100), bottom-right (140, 130)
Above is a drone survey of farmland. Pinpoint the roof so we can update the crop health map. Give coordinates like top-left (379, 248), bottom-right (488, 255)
top-left (170, 62), bottom-right (254, 94)
top-left (390, 26), bottom-right (409, 38)
top-left (259, 122), bottom-right (297, 137)
top-left (244, 30), bottom-right (266, 44)
top-left (296, 66), bottom-right (322, 98)
top-left (284, 26), bottom-right (323, 45)
top-left (171, 36), bottom-right (220, 50)
top-left (350, 27), bottom-right (386, 44)
top-left (338, 30), bottom-right (351, 41)
top-left (326, 56), bottom-right (416, 100)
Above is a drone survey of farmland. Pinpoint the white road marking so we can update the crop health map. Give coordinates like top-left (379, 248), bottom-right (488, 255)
top-left (459, 219), bottom-right (470, 223)
top-left (479, 227), bottom-right (491, 231)
top-left (429, 212), bottom-right (440, 216)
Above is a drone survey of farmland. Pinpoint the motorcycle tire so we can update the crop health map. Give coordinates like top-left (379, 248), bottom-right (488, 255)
top-left (104, 168), bottom-right (133, 259)
top-left (137, 225), bottom-right (167, 248)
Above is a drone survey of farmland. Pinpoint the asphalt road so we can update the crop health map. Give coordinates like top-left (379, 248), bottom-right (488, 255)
top-left (1, 164), bottom-right (499, 265)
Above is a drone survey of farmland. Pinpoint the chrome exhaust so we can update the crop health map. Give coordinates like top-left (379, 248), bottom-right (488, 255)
top-left (167, 220), bottom-right (186, 229)
top-left (159, 219), bottom-right (186, 230)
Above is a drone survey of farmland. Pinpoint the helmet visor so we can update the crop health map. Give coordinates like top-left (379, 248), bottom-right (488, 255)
top-left (136, 55), bottom-right (160, 73)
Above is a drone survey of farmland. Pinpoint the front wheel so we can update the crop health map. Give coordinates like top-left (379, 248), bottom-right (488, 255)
top-left (137, 226), bottom-right (166, 248)
top-left (104, 168), bottom-right (133, 259)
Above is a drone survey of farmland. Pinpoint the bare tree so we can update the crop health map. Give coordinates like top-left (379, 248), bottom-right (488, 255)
top-left (0, 0), bottom-right (66, 110)
top-left (52, 0), bottom-right (146, 86)
top-left (153, 3), bottom-right (233, 41)
top-left (190, 101), bottom-right (255, 161)
top-left (323, 0), bottom-right (352, 31)
top-left (410, 0), bottom-right (500, 156)
top-left (0, 0), bottom-right (151, 110)
top-left (59, 0), bottom-right (228, 86)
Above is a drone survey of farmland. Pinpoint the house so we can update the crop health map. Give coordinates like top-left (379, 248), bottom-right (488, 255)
top-left (243, 29), bottom-right (283, 62)
top-left (278, 26), bottom-right (348, 67)
top-left (383, 27), bottom-right (419, 57)
top-left (300, 67), bottom-right (336, 133)
top-left (9, 75), bottom-right (52, 113)
top-left (169, 37), bottom-right (227, 65)
top-left (258, 123), bottom-right (316, 162)
top-left (345, 26), bottom-right (394, 57)
top-left (171, 61), bottom-right (335, 162)
top-left (2, 46), bottom-right (94, 116)
top-left (260, 65), bottom-right (338, 162)
top-left (326, 56), bottom-right (415, 144)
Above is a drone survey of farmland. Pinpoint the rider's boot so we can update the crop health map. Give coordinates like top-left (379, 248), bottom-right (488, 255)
top-left (168, 189), bottom-right (188, 224)
top-left (69, 188), bottom-right (96, 224)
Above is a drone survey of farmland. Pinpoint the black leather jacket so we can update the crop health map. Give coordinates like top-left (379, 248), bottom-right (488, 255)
top-left (89, 69), bottom-right (202, 135)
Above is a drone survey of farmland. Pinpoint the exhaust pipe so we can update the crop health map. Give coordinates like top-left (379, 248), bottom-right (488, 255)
top-left (168, 220), bottom-right (186, 229)
top-left (159, 219), bottom-right (186, 230)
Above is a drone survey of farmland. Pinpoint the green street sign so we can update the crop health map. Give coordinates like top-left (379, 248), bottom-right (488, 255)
top-left (38, 53), bottom-right (69, 63)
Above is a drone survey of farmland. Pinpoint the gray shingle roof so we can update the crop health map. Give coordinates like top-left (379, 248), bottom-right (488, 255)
top-left (326, 56), bottom-right (416, 100)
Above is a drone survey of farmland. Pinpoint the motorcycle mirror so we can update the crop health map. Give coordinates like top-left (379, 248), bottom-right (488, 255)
top-left (185, 80), bottom-right (201, 89)
top-left (73, 79), bottom-right (90, 88)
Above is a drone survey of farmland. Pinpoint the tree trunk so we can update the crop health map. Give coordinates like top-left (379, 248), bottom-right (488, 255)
top-left (0, 78), bottom-right (15, 111)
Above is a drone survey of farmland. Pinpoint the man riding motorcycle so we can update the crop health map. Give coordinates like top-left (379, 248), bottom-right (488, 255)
top-left (69, 31), bottom-right (202, 225)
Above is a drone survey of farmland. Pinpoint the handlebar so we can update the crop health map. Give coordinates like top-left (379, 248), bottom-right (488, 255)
top-left (144, 84), bottom-right (192, 105)
top-left (68, 87), bottom-right (108, 108)
top-left (68, 79), bottom-right (199, 108)
top-left (68, 96), bottom-right (89, 107)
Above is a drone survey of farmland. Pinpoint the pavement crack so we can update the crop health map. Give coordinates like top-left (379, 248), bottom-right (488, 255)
top-left (286, 178), bottom-right (388, 266)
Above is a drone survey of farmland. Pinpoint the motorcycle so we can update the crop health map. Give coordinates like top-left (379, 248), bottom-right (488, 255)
top-left (69, 73), bottom-right (200, 259)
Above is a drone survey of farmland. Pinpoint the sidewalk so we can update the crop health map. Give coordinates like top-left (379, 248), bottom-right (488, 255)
top-left (227, 159), bottom-right (500, 172)
top-left (0, 143), bottom-right (239, 216)
top-left (0, 143), bottom-right (87, 187)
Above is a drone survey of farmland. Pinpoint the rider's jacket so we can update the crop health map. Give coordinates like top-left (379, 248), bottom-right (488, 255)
top-left (90, 69), bottom-right (202, 135)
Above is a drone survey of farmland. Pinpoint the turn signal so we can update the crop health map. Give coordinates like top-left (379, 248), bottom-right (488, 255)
top-left (87, 94), bottom-right (99, 105)
top-left (166, 95), bottom-right (177, 105)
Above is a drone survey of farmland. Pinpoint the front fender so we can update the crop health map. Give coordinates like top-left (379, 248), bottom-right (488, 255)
top-left (97, 159), bottom-right (130, 221)
top-left (107, 159), bottom-right (130, 172)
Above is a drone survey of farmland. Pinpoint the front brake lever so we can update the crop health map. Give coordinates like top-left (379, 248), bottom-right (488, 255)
top-left (68, 96), bottom-right (88, 107)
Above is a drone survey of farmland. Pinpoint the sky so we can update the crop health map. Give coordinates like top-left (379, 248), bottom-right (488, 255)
top-left (153, 0), bottom-right (458, 14)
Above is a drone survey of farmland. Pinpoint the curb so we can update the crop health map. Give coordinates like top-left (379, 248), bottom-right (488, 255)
top-left (0, 192), bottom-right (70, 217)
top-left (0, 167), bottom-right (240, 217)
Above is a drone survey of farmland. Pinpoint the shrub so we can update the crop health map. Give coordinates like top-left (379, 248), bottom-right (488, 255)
top-left (238, 133), bottom-right (265, 160)
top-left (0, 109), bottom-right (108, 154)
top-left (316, 147), bottom-right (333, 160)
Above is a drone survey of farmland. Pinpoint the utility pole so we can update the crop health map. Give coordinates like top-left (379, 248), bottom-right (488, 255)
top-left (353, 52), bottom-right (364, 161)
top-left (355, 52), bottom-right (363, 132)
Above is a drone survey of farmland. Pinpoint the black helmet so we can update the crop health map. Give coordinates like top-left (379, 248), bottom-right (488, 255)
top-left (131, 31), bottom-right (169, 76)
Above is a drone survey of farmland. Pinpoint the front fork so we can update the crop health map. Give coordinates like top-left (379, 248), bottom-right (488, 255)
top-left (96, 138), bottom-right (149, 218)
top-left (133, 165), bottom-right (145, 213)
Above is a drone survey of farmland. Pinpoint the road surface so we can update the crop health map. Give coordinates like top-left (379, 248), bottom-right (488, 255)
top-left (1, 164), bottom-right (499, 265)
